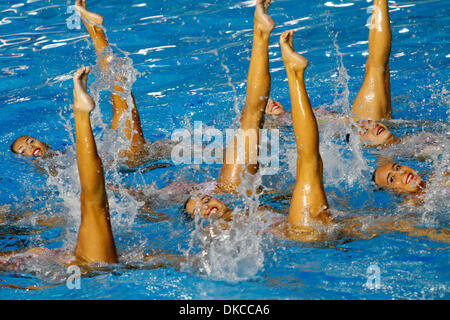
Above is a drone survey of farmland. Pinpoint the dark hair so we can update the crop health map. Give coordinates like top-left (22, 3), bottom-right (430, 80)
top-left (9, 137), bottom-right (51, 156)
top-left (370, 168), bottom-right (384, 192)
top-left (179, 197), bottom-right (194, 223)
top-left (10, 137), bottom-right (21, 154)
top-left (344, 133), bottom-right (351, 144)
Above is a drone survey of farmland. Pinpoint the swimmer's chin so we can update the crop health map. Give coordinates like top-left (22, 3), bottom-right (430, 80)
top-left (392, 180), bottom-right (426, 195)
top-left (29, 147), bottom-right (54, 159)
top-left (218, 207), bottom-right (233, 221)
top-left (362, 134), bottom-right (401, 148)
top-left (38, 148), bottom-right (59, 160)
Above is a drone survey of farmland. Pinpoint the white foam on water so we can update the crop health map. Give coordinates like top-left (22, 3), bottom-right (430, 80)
top-left (181, 169), bottom-right (269, 282)
top-left (321, 33), bottom-right (371, 190)
top-left (43, 31), bottom-right (145, 250)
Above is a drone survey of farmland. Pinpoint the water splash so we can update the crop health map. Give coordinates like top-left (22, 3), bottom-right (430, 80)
top-left (212, 49), bottom-right (242, 124)
top-left (182, 212), bottom-right (268, 282)
top-left (43, 37), bottom-right (145, 250)
top-left (181, 170), bottom-right (269, 282)
top-left (323, 32), bottom-right (371, 190)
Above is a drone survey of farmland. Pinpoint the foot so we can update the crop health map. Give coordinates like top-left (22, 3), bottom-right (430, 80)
top-left (280, 30), bottom-right (309, 72)
top-left (74, 0), bottom-right (104, 25)
top-left (254, 0), bottom-right (275, 35)
top-left (73, 66), bottom-right (95, 113)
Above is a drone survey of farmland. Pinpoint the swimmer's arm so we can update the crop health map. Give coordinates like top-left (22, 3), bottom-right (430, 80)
top-left (19, 211), bottom-right (63, 226)
top-left (143, 251), bottom-right (188, 269)
top-left (0, 249), bottom-right (26, 259)
top-left (30, 159), bottom-right (52, 176)
top-left (398, 224), bottom-right (450, 243)
top-left (0, 208), bottom-right (62, 227)
top-left (400, 196), bottom-right (424, 207)
top-left (107, 184), bottom-right (149, 203)
top-left (341, 216), bottom-right (450, 243)
top-left (256, 205), bottom-right (288, 215)
top-left (0, 282), bottom-right (59, 291)
top-left (382, 220), bottom-right (450, 243)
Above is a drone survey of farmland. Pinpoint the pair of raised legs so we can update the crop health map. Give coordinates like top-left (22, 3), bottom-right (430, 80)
top-left (186, 0), bottom-right (330, 232)
top-left (75, 0), bottom-right (146, 166)
top-left (71, 0), bottom-right (277, 264)
top-left (72, 0), bottom-right (276, 263)
top-left (219, 0), bottom-right (330, 229)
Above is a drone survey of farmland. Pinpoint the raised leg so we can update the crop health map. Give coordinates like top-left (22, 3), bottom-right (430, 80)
top-left (74, 0), bottom-right (146, 162)
top-left (352, 0), bottom-right (392, 121)
top-left (217, 0), bottom-right (275, 192)
top-left (72, 66), bottom-right (118, 264)
top-left (280, 30), bottom-right (331, 227)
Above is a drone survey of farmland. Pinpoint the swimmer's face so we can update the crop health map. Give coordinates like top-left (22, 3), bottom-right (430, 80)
top-left (185, 195), bottom-right (232, 220)
top-left (358, 121), bottom-right (396, 147)
top-left (374, 162), bottom-right (424, 193)
top-left (11, 136), bottom-right (48, 157)
top-left (265, 98), bottom-right (285, 116)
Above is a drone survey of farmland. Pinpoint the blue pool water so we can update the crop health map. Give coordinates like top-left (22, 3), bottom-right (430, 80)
top-left (0, 0), bottom-right (449, 299)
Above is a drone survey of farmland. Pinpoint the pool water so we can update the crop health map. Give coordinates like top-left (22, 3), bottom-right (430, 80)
top-left (0, 0), bottom-right (449, 299)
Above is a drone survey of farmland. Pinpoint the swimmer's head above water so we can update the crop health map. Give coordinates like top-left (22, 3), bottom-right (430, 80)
top-left (265, 98), bottom-right (286, 116)
top-left (184, 195), bottom-right (233, 220)
top-left (373, 162), bottom-right (425, 193)
top-left (357, 120), bottom-right (399, 147)
top-left (10, 136), bottom-right (49, 157)
top-left (266, 101), bottom-right (397, 148)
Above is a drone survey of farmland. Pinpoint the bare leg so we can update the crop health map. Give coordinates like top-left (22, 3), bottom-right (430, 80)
top-left (217, 0), bottom-right (275, 192)
top-left (352, 0), bottom-right (392, 121)
top-left (74, 0), bottom-right (146, 162)
top-left (72, 67), bottom-right (118, 264)
top-left (280, 30), bottom-right (331, 227)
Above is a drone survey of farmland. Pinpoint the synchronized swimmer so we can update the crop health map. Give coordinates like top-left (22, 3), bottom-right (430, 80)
top-left (1, 0), bottom-right (449, 279)
top-left (9, 0), bottom-right (174, 169)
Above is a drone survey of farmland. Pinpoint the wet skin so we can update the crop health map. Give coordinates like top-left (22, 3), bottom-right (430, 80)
top-left (74, 0), bottom-right (147, 167)
top-left (185, 195), bottom-right (233, 220)
top-left (374, 162), bottom-right (424, 193)
top-left (358, 120), bottom-right (398, 146)
top-left (265, 101), bottom-right (398, 147)
top-left (11, 136), bottom-right (48, 157)
top-left (265, 98), bottom-right (286, 116)
top-left (72, 66), bottom-right (118, 264)
top-left (352, 0), bottom-right (392, 122)
top-left (216, 0), bottom-right (275, 192)
top-left (351, 0), bottom-right (398, 147)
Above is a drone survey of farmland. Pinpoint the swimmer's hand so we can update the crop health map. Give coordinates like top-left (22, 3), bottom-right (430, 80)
top-left (73, 66), bottom-right (95, 114)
